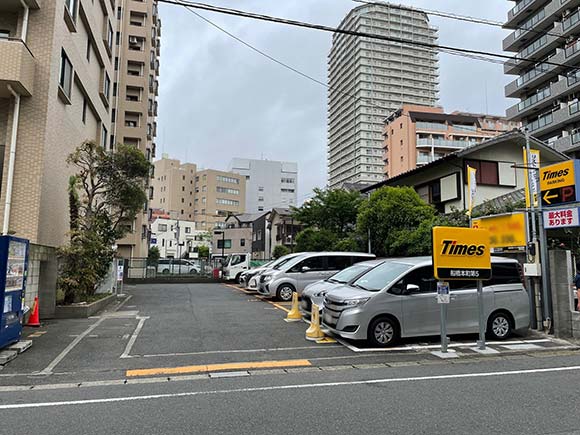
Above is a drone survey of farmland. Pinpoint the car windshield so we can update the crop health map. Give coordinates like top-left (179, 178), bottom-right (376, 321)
top-left (272, 255), bottom-right (302, 270)
top-left (276, 254), bottom-right (308, 271)
top-left (351, 261), bottom-right (413, 292)
top-left (328, 264), bottom-right (372, 283)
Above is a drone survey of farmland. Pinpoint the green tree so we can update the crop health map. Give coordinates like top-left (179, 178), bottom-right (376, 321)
top-left (333, 237), bottom-right (361, 252)
top-left (295, 228), bottom-right (338, 252)
top-left (197, 245), bottom-right (210, 259)
top-left (147, 246), bottom-right (160, 266)
top-left (357, 186), bottom-right (436, 257)
top-left (58, 141), bottom-right (151, 303)
top-left (292, 188), bottom-right (363, 238)
top-left (272, 245), bottom-right (290, 259)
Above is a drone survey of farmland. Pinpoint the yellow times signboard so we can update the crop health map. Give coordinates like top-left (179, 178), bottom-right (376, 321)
top-left (539, 160), bottom-right (575, 191)
top-left (471, 213), bottom-right (526, 249)
top-left (432, 227), bottom-right (491, 281)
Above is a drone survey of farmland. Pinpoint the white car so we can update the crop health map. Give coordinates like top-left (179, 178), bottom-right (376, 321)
top-left (157, 259), bottom-right (200, 275)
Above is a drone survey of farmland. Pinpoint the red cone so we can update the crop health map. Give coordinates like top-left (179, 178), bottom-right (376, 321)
top-left (25, 296), bottom-right (40, 327)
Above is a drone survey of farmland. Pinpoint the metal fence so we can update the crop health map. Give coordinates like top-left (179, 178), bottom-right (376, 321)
top-left (125, 257), bottom-right (221, 280)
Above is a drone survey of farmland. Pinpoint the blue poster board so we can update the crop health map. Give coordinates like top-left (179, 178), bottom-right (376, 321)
top-left (0, 236), bottom-right (29, 349)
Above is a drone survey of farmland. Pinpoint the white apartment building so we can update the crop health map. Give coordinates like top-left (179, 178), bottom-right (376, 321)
top-left (327, 2), bottom-right (440, 189)
top-left (150, 218), bottom-right (210, 258)
top-left (229, 158), bottom-right (298, 212)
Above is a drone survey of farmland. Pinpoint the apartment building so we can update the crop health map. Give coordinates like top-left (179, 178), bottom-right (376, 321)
top-left (150, 156), bottom-right (246, 231)
top-left (114, 0), bottom-right (160, 258)
top-left (0, 0), bottom-right (119, 314)
top-left (150, 217), bottom-right (209, 258)
top-left (327, 2), bottom-right (439, 189)
top-left (229, 158), bottom-right (298, 212)
top-left (503, 0), bottom-right (580, 154)
top-left (384, 105), bottom-right (519, 178)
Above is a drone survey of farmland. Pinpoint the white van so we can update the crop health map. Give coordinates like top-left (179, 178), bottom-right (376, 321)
top-left (222, 253), bottom-right (251, 281)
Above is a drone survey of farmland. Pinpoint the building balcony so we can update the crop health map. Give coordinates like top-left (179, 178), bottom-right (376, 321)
top-left (505, 0), bottom-right (547, 28)
top-left (503, 0), bottom-right (580, 52)
top-left (416, 138), bottom-right (477, 149)
top-left (416, 154), bottom-right (434, 165)
top-left (0, 38), bottom-right (35, 97)
top-left (0, 0), bottom-right (40, 11)
top-left (504, 23), bottom-right (562, 75)
top-left (504, 51), bottom-right (560, 98)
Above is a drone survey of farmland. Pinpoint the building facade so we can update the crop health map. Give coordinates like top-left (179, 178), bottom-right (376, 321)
top-left (384, 104), bottom-right (519, 178)
top-left (364, 131), bottom-right (567, 213)
top-left (503, 0), bottom-right (580, 154)
top-left (251, 208), bottom-right (303, 260)
top-left (229, 158), bottom-right (298, 212)
top-left (150, 156), bottom-right (246, 231)
top-left (114, 0), bottom-right (160, 258)
top-left (327, 2), bottom-right (439, 189)
top-left (211, 213), bottom-right (263, 257)
top-left (150, 217), bottom-right (209, 258)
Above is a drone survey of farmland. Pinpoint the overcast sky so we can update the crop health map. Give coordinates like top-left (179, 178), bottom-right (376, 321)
top-left (157, 0), bottom-right (516, 204)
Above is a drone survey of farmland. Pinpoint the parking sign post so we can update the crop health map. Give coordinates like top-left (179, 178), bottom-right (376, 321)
top-left (476, 280), bottom-right (485, 350)
top-left (437, 281), bottom-right (450, 353)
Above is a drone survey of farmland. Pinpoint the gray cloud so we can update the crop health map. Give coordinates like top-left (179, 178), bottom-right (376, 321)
top-left (157, 0), bottom-right (513, 203)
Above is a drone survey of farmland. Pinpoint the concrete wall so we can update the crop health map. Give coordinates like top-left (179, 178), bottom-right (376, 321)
top-left (28, 243), bottom-right (57, 320)
top-left (549, 249), bottom-right (580, 339)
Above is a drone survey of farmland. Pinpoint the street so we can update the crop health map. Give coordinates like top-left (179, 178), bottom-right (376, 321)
top-left (0, 283), bottom-right (579, 434)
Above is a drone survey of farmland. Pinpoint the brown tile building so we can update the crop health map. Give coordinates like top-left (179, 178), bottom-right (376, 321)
top-left (150, 156), bottom-right (246, 231)
top-left (383, 105), bottom-right (520, 178)
top-left (114, 0), bottom-right (160, 258)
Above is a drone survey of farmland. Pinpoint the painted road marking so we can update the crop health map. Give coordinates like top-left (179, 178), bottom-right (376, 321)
top-left (141, 345), bottom-right (338, 358)
top-left (227, 283), bottom-right (290, 313)
top-left (37, 295), bottom-right (134, 375)
top-left (4, 364), bottom-right (580, 410)
top-left (120, 316), bottom-right (150, 359)
top-left (334, 338), bottom-right (554, 353)
top-left (126, 359), bottom-right (312, 377)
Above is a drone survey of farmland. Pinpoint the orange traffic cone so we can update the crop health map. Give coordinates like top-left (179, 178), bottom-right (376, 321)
top-left (25, 296), bottom-right (40, 327)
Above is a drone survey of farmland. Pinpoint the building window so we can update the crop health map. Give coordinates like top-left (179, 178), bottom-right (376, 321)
top-left (65, 0), bottom-right (78, 22)
top-left (216, 198), bottom-right (240, 206)
top-left (258, 196), bottom-right (264, 202)
top-left (86, 38), bottom-right (91, 61)
top-left (106, 21), bottom-right (114, 53)
top-left (216, 186), bottom-right (240, 195)
top-left (240, 238), bottom-right (245, 247)
top-left (101, 125), bottom-right (108, 148)
top-left (217, 239), bottom-right (232, 249)
top-left (59, 49), bottom-right (73, 100)
top-left (185, 227), bottom-right (191, 234)
top-left (103, 72), bottom-right (111, 101)
top-left (158, 224), bottom-right (167, 232)
top-left (258, 206), bottom-right (264, 211)
top-left (464, 159), bottom-right (499, 186)
top-left (258, 186), bottom-right (264, 192)
top-left (216, 175), bottom-right (239, 184)
top-left (82, 98), bottom-right (87, 124)
top-left (281, 178), bottom-right (295, 183)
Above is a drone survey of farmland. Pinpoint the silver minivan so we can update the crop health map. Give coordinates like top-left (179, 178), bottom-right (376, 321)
top-left (322, 256), bottom-right (529, 347)
top-left (241, 253), bottom-right (304, 290)
top-left (258, 252), bottom-right (376, 301)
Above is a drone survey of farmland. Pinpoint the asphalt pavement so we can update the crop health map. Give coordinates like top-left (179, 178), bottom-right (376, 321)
top-left (0, 283), bottom-right (579, 434)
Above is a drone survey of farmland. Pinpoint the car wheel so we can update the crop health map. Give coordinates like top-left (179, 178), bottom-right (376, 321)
top-left (162, 269), bottom-right (170, 275)
top-left (368, 316), bottom-right (399, 347)
top-left (189, 268), bottom-right (198, 275)
top-left (487, 311), bottom-right (512, 340)
top-left (276, 284), bottom-right (295, 302)
top-left (235, 273), bottom-right (243, 284)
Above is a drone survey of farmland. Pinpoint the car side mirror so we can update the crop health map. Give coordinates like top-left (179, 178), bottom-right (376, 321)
top-left (405, 284), bottom-right (420, 294)
top-left (301, 266), bottom-right (311, 273)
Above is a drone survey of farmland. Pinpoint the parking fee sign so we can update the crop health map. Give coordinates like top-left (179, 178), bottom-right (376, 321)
top-left (436, 282), bottom-right (450, 304)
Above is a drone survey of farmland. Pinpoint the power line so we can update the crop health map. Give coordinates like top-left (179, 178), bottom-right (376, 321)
top-left (157, 0), bottom-right (578, 70)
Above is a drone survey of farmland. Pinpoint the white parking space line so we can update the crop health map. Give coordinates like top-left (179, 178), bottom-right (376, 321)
top-left (140, 345), bottom-right (341, 358)
top-left (3, 364), bottom-right (580, 410)
top-left (334, 338), bottom-right (553, 353)
top-left (120, 316), bottom-right (150, 359)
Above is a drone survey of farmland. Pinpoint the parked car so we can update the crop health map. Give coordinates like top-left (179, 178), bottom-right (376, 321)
top-left (258, 252), bottom-right (376, 301)
top-left (241, 253), bottom-right (304, 289)
top-left (300, 259), bottom-right (384, 319)
top-left (322, 256), bottom-right (529, 347)
top-left (157, 259), bottom-right (200, 275)
top-left (239, 260), bottom-right (275, 286)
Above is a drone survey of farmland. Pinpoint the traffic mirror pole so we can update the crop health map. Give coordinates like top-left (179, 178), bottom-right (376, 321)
top-left (437, 281), bottom-right (450, 353)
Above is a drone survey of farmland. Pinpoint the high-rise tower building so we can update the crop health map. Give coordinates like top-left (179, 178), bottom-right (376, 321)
top-left (503, 0), bottom-right (580, 154)
top-left (327, 2), bottom-right (439, 188)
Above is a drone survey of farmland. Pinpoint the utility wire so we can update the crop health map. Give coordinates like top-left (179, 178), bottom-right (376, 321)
top-left (157, 0), bottom-right (579, 70)
top-left (180, 4), bottom-right (488, 138)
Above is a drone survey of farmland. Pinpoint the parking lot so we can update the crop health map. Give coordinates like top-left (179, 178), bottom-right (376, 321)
top-left (0, 282), bottom-right (577, 388)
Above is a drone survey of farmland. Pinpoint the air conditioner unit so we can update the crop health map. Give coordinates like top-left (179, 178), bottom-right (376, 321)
top-left (129, 36), bottom-right (139, 45)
